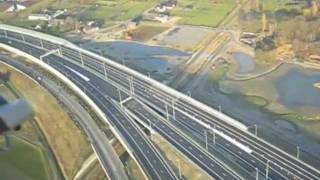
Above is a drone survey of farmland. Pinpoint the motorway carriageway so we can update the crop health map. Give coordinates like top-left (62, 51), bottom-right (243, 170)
top-left (62, 46), bottom-right (320, 180)
top-left (0, 56), bottom-right (129, 180)
top-left (0, 37), bottom-right (245, 180)
top-left (2, 34), bottom-right (320, 179)
top-left (56, 46), bottom-right (320, 180)
top-left (0, 38), bottom-right (178, 180)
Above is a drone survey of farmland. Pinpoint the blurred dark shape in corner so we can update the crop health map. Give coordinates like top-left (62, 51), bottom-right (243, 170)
top-left (0, 96), bottom-right (34, 151)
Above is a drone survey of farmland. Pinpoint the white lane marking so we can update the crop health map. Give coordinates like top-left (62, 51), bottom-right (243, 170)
top-left (63, 65), bottom-right (90, 82)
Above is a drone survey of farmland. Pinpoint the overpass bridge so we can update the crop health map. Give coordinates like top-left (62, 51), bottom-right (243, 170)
top-left (0, 24), bottom-right (320, 180)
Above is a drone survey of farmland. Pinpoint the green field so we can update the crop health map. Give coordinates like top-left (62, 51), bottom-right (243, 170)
top-left (78, 0), bottom-right (156, 25)
top-left (0, 136), bottom-right (52, 180)
top-left (171, 0), bottom-right (237, 27)
top-left (1, 0), bottom-right (156, 29)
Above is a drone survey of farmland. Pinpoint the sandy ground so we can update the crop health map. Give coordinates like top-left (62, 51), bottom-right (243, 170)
top-left (154, 25), bottom-right (217, 52)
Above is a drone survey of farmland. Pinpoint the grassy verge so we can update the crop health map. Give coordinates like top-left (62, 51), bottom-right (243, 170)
top-left (152, 134), bottom-right (211, 180)
top-left (0, 136), bottom-right (51, 180)
top-left (171, 0), bottom-right (237, 27)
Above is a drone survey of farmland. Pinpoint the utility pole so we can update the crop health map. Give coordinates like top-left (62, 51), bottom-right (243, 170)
top-left (296, 146), bottom-right (300, 159)
top-left (248, 124), bottom-right (258, 136)
top-left (121, 53), bottom-right (125, 65)
top-left (80, 52), bottom-right (84, 67)
top-left (212, 124), bottom-right (216, 145)
top-left (254, 124), bottom-right (257, 136)
top-left (205, 130), bottom-right (208, 150)
top-left (165, 103), bottom-right (169, 121)
top-left (131, 76), bottom-right (134, 95)
top-left (103, 62), bottom-right (107, 78)
top-left (256, 167), bottom-right (259, 180)
top-left (40, 39), bottom-right (43, 48)
top-left (178, 159), bottom-right (182, 179)
top-left (265, 160), bottom-right (270, 180)
top-left (128, 76), bottom-right (134, 95)
top-left (172, 99), bottom-right (176, 120)
top-left (118, 88), bottom-right (122, 104)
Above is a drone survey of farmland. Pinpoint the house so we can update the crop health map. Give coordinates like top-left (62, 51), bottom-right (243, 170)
top-left (28, 9), bottom-right (66, 21)
top-left (155, 5), bottom-right (167, 13)
top-left (161, 0), bottom-right (177, 10)
top-left (154, 0), bottom-right (177, 13)
top-left (28, 14), bottom-right (51, 21)
top-left (6, 3), bottom-right (26, 12)
top-left (155, 14), bottom-right (169, 23)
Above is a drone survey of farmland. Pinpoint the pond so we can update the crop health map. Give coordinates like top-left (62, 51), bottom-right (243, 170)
top-left (232, 52), bottom-right (256, 74)
top-left (82, 41), bottom-right (190, 74)
top-left (275, 68), bottom-right (320, 108)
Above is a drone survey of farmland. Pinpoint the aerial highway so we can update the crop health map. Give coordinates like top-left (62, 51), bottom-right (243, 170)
top-left (0, 37), bottom-right (244, 180)
top-left (0, 55), bottom-right (130, 180)
top-left (0, 24), bottom-right (320, 180)
top-left (0, 37), bottom-right (178, 180)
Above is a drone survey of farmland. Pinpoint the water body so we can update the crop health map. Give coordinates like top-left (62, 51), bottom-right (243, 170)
top-left (83, 41), bottom-right (190, 74)
top-left (232, 52), bottom-right (256, 74)
top-left (275, 68), bottom-right (320, 108)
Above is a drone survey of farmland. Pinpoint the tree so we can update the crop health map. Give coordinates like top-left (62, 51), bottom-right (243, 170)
top-left (262, 12), bottom-right (267, 32)
top-left (256, 0), bottom-right (260, 11)
top-left (311, 1), bottom-right (318, 17)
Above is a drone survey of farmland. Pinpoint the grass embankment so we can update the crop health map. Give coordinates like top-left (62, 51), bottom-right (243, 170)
top-left (171, 0), bottom-right (237, 27)
top-left (0, 64), bottom-right (91, 179)
top-left (0, 136), bottom-right (51, 180)
top-left (131, 25), bottom-right (169, 41)
top-left (152, 135), bottom-right (211, 180)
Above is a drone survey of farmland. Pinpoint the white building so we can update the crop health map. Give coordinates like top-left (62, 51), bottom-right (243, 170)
top-left (28, 14), bottom-right (52, 21)
top-left (155, 14), bottom-right (169, 23)
top-left (6, 4), bottom-right (26, 12)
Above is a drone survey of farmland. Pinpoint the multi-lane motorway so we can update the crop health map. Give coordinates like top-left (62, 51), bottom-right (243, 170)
top-left (0, 38), bottom-right (178, 180)
top-left (1, 37), bottom-right (243, 180)
top-left (0, 54), bottom-right (127, 180)
top-left (1, 24), bottom-right (320, 180)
